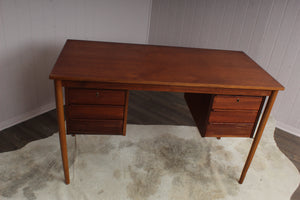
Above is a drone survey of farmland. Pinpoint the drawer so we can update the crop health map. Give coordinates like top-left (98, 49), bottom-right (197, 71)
top-left (206, 123), bottom-right (254, 137)
top-left (209, 110), bottom-right (258, 123)
top-left (67, 105), bottom-right (124, 120)
top-left (212, 95), bottom-right (262, 110)
top-left (67, 88), bottom-right (126, 105)
top-left (67, 119), bottom-right (123, 135)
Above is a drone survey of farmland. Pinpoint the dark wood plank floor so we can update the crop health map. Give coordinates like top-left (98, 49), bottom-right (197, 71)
top-left (0, 91), bottom-right (299, 199)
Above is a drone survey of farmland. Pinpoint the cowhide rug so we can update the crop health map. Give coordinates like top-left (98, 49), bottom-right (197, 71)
top-left (0, 118), bottom-right (299, 200)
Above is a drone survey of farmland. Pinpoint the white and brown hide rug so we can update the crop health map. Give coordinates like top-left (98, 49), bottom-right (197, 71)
top-left (0, 118), bottom-right (299, 200)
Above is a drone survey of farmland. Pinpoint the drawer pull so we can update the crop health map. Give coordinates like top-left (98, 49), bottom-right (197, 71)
top-left (96, 92), bottom-right (100, 97)
top-left (237, 98), bottom-right (240, 102)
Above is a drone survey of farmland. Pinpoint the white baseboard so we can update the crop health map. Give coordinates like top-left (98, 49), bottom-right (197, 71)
top-left (276, 121), bottom-right (300, 137)
top-left (0, 102), bottom-right (56, 131)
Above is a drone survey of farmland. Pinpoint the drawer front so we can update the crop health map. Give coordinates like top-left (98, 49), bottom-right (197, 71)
top-left (68, 105), bottom-right (124, 120)
top-left (68, 119), bottom-right (123, 135)
top-left (206, 123), bottom-right (254, 137)
top-left (67, 88), bottom-right (126, 105)
top-left (209, 110), bottom-right (258, 123)
top-left (212, 95), bottom-right (262, 110)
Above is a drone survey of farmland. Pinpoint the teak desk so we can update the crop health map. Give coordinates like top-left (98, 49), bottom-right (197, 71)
top-left (49, 40), bottom-right (284, 185)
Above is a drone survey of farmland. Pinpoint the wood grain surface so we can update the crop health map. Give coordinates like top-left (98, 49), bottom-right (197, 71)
top-left (49, 40), bottom-right (284, 91)
top-left (206, 123), bottom-right (254, 137)
top-left (208, 110), bottom-right (258, 123)
top-left (67, 105), bottom-right (124, 120)
top-left (212, 95), bottom-right (263, 110)
top-left (67, 88), bottom-right (126, 105)
top-left (67, 119), bottom-right (123, 135)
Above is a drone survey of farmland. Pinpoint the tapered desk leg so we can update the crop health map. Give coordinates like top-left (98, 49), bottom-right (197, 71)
top-left (239, 90), bottom-right (278, 184)
top-left (54, 80), bottom-right (70, 184)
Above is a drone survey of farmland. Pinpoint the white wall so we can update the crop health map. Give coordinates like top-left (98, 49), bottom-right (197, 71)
top-left (0, 0), bottom-right (152, 130)
top-left (149, 0), bottom-right (300, 136)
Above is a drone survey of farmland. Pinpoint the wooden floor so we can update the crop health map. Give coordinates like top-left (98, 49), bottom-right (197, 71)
top-left (0, 91), bottom-right (299, 199)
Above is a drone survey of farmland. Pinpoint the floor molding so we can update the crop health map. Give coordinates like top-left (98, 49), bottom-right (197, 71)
top-left (277, 121), bottom-right (300, 137)
top-left (0, 102), bottom-right (56, 131)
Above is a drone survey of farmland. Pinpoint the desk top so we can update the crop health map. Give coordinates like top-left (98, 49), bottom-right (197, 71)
top-left (49, 40), bottom-right (284, 91)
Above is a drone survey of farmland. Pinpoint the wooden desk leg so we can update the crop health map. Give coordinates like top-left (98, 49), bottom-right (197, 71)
top-left (239, 90), bottom-right (278, 184)
top-left (54, 80), bottom-right (70, 184)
